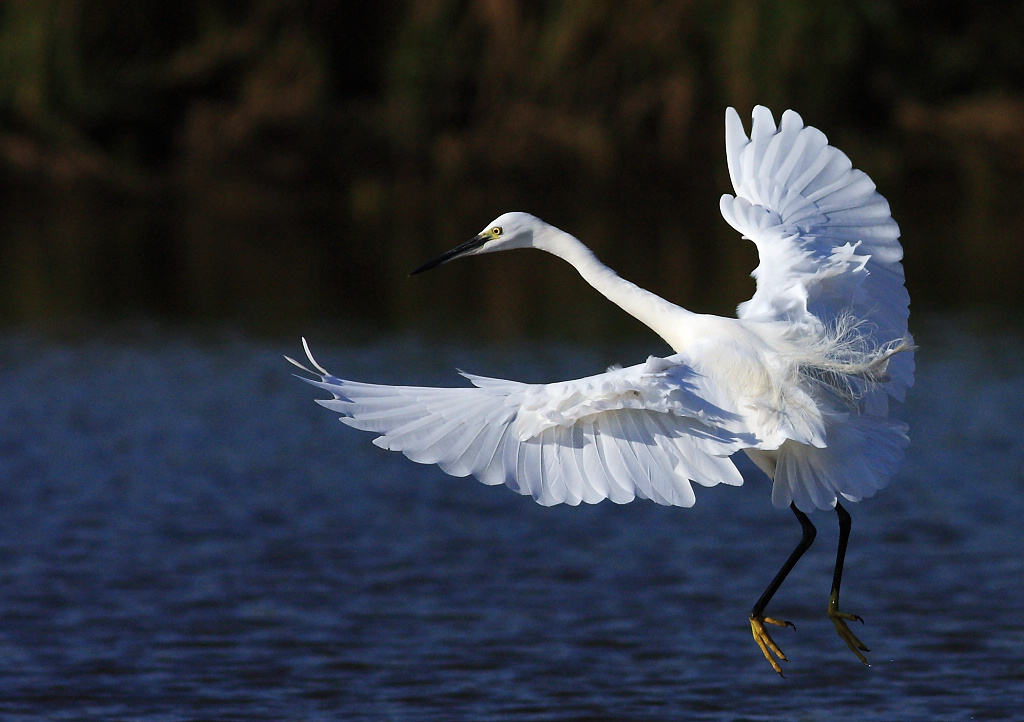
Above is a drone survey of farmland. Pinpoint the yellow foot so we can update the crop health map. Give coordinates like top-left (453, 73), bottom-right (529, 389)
top-left (750, 615), bottom-right (795, 676)
top-left (828, 590), bottom-right (870, 665)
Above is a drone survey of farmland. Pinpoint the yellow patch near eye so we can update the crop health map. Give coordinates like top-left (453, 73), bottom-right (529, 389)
top-left (490, 227), bottom-right (502, 236)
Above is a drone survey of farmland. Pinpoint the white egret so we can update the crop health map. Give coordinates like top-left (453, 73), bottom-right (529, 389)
top-left (289, 106), bottom-right (913, 675)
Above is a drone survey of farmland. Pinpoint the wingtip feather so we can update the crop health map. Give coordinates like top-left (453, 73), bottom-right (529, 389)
top-left (724, 106), bottom-right (747, 190)
top-left (284, 355), bottom-right (312, 374)
top-left (301, 337), bottom-right (330, 376)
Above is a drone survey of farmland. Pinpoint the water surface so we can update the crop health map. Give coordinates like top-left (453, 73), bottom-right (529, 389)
top-left (0, 316), bottom-right (1021, 720)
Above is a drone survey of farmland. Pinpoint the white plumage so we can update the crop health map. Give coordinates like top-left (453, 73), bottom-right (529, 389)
top-left (289, 106), bottom-right (914, 674)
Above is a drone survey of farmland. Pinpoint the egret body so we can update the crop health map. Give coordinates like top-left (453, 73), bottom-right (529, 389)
top-left (289, 107), bottom-right (913, 675)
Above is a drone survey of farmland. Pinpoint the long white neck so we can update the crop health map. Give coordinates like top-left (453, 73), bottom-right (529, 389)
top-left (535, 226), bottom-right (700, 351)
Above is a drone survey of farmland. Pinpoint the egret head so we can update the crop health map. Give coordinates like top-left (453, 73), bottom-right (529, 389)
top-left (411, 212), bottom-right (543, 275)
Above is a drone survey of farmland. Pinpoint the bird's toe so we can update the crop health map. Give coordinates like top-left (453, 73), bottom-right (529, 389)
top-left (827, 592), bottom-right (870, 664)
top-left (750, 615), bottom-right (794, 676)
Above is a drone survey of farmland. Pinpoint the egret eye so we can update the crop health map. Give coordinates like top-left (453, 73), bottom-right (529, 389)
top-left (490, 226), bottom-right (503, 236)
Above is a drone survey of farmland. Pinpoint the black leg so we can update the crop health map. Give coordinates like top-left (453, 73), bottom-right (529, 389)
top-left (750, 503), bottom-right (817, 675)
top-left (751, 503), bottom-right (817, 619)
top-left (828, 501), bottom-right (870, 664)
top-left (831, 501), bottom-right (852, 598)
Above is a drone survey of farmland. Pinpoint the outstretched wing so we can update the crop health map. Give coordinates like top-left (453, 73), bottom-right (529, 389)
top-left (288, 341), bottom-right (769, 508)
top-left (719, 106), bottom-right (913, 400)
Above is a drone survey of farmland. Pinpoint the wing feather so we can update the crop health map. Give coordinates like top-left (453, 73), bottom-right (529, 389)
top-left (431, 416), bottom-right (490, 476)
top-left (291, 344), bottom-right (766, 508)
top-left (620, 410), bottom-right (696, 507)
top-left (477, 423), bottom-right (515, 487)
top-left (569, 423), bottom-right (610, 503)
top-left (720, 106), bottom-right (914, 399)
top-left (770, 413), bottom-right (909, 511)
top-left (604, 411), bottom-right (666, 504)
top-left (550, 426), bottom-right (584, 504)
top-left (516, 433), bottom-right (545, 502)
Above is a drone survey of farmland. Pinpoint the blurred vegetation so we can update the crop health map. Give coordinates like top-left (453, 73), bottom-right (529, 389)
top-left (0, 0), bottom-right (1022, 338)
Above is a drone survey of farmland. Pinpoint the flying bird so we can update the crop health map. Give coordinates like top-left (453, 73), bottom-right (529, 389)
top-left (289, 106), bottom-right (914, 675)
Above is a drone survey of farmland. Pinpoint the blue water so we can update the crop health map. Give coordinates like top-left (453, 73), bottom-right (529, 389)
top-left (0, 316), bottom-right (1021, 721)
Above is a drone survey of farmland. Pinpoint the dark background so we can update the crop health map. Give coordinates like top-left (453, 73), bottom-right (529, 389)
top-left (1, 0), bottom-right (1021, 341)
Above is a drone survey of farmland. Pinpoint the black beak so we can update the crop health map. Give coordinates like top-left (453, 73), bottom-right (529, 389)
top-left (410, 234), bottom-right (488, 275)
